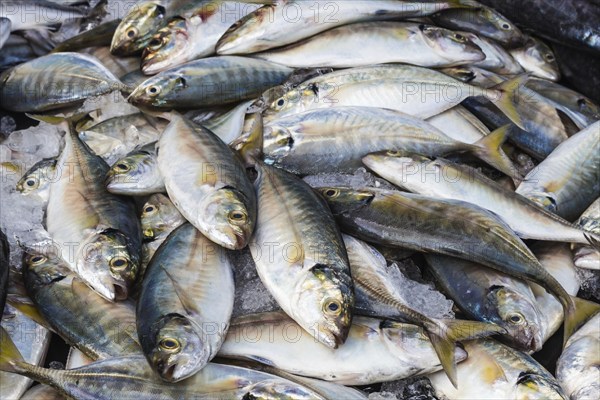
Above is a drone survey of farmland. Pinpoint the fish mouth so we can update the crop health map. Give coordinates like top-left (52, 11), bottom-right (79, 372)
top-left (113, 283), bottom-right (128, 301)
top-left (161, 363), bottom-right (177, 382)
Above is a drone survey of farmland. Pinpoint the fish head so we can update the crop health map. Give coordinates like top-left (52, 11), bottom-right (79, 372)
top-left (487, 285), bottom-right (543, 352)
top-left (22, 252), bottom-right (70, 291)
top-left (317, 187), bottom-right (375, 215)
top-left (111, 2), bottom-right (167, 55)
top-left (476, 7), bottom-right (524, 47)
top-left (198, 187), bottom-right (255, 250)
top-left (420, 25), bottom-right (485, 63)
top-left (141, 17), bottom-right (189, 75)
top-left (215, 5), bottom-right (275, 54)
top-left (293, 264), bottom-right (353, 348)
top-left (263, 84), bottom-right (318, 119)
top-left (75, 229), bottom-right (139, 301)
top-left (515, 372), bottom-right (568, 400)
top-left (575, 97), bottom-right (600, 119)
top-left (141, 194), bottom-right (182, 241)
top-left (147, 314), bottom-right (207, 382)
top-left (16, 159), bottom-right (57, 197)
top-left (128, 72), bottom-right (186, 107)
top-left (105, 151), bottom-right (158, 195)
top-left (517, 39), bottom-right (560, 81)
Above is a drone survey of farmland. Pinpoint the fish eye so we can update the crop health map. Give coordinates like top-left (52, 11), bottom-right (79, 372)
top-left (276, 98), bottom-right (286, 108)
top-left (110, 257), bottom-right (129, 271)
top-left (26, 178), bottom-right (38, 187)
top-left (323, 189), bottom-right (339, 198)
top-left (544, 53), bottom-right (555, 62)
top-left (146, 86), bottom-right (161, 97)
top-left (144, 205), bottom-right (156, 213)
top-left (508, 313), bottom-right (524, 325)
top-left (159, 337), bottom-right (181, 352)
top-left (115, 163), bottom-right (130, 172)
top-left (228, 210), bottom-right (248, 225)
top-left (30, 255), bottom-right (47, 265)
top-left (323, 299), bottom-right (342, 315)
top-left (126, 28), bottom-right (137, 38)
top-left (454, 33), bottom-right (465, 41)
top-left (500, 22), bottom-right (511, 30)
top-left (386, 150), bottom-right (401, 156)
top-left (148, 38), bottom-right (162, 49)
top-left (155, 5), bottom-right (166, 19)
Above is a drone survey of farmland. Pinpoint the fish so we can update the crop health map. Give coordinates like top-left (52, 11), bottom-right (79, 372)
top-left (141, 1), bottom-right (261, 74)
top-left (0, 0), bottom-right (84, 50)
top-left (0, 230), bottom-right (8, 316)
top-left (263, 64), bottom-right (527, 128)
top-left (261, 106), bottom-right (518, 178)
top-left (0, 340), bottom-right (333, 400)
top-left (0, 35), bottom-right (36, 71)
top-left (250, 162), bottom-right (354, 349)
top-left (52, 19), bottom-right (122, 53)
top-left (45, 123), bottom-right (142, 301)
top-left (317, 186), bottom-right (600, 343)
top-left (426, 105), bottom-right (490, 144)
top-left (510, 36), bottom-right (560, 81)
top-left (110, 0), bottom-right (189, 56)
top-left (530, 242), bottom-right (581, 343)
top-left (128, 56), bottom-right (293, 109)
top-left (458, 31), bottom-right (523, 74)
top-left (430, 3), bottom-right (525, 46)
top-left (556, 313), bottom-right (600, 400)
top-left (476, 0), bottom-right (600, 54)
top-left (76, 112), bottom-right (166, 161)
top-left (156, 113), bottom-right (256, 250)
top-left (137, 223), bottom-right (234, 382)
top-left (251, 22), bottom-right (485, 69)
top-left (524, 78), bottom-right (600, 130)
top-left (425, 254), bottom-right (543, 352)
top-left (516, 121), bottom-right (600, 221)
top-left (0, 307), bottom-right (51, 400)
top-left (343, 234), bottom-right (505, 387)
top-left (20, 384), bottom-right (65, 400)
top-left (219, 312), bottom-right (467, 385)
top-left (16, 158), bottom-right (58, 202)
top-left (0, 52), bottom-right (125, 112)
top-left (428, 339), bottom-right (568, 399)
top-left (22, 250), bottom-right (141, 359)
top-left (105, 142), bottom-right (164, 196)
top-left (362, 152), bottom-right (600, 245)
top-left (573, 198), bottom-right (600, 270)
top-left (202, 99), bottom-right (255, 144)
top-left (216, 0), bottom-right (471, 54)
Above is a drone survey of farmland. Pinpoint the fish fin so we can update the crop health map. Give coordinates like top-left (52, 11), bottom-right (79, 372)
top-left (563, 295), bottom-right (600, 346)
top-left (230, 112), bottom-right (263, 168)
top-left (584, 232), bottom-right (600, 251)
top-left (429, 319), bottom-right (506, 389)
top-left (26, 111), bottom-right (89, 126)
top-left (6, 301), bottom-right (52, 332)
top-left (488, 74), bottom-right (529, 130)
top-left (477, 344), bottom-right (509, 385)
top-left (0, 326), bottom-right (24, 373)
top-left (159, 265), bottom-right (200, 318)
top-left (0, 18), bottom-right (10, 49)
top-left (470, 124), bottom-right (522, 179)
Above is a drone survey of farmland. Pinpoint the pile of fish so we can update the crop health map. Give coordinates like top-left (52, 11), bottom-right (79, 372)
top-left (0, 0), bottom-right (599, 399)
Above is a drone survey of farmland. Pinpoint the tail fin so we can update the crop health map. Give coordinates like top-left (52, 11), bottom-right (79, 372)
top-left (488, 74), bottom-right (529, 130)
top-left (230, 112), bottom-right (263, 168)
top-left (0, 326), bottom-right (24, 373)
top-left (563, 295), bottom-right (600, 345)
top-left (428, 319), bottom-right (506, 389)
top-left (469, 124), bottom-right (522, 179)
top-left (584, 232), bottom-right (600, 251)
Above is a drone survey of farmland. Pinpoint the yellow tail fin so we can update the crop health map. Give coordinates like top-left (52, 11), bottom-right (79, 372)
top-left (428, 319), bottom-right (506, 389)
top-left (488, 74), bottom-right (529, 130)
top-left (0, 326), bottom-right (24, 373)
top-left (470, 124), bottom-right (522, 179)
top-left (563, 295), bottom-right (600, 345)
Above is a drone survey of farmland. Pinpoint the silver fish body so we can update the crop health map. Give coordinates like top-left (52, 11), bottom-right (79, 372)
top-left (573, 198), bottom-right (600, 270)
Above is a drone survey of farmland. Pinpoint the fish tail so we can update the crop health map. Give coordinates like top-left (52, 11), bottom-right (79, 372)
top-left (428, 319), bottom-right (506, 388)
top-left (231, 112), bottom-right (263, 168)
top-left (469, 124), bottom-right (522, 179)
top-left (563, 295), bottom-right (600, 345)
top-left (488, 74), bottom-right (529, 130)
top-left (584, 232), bottom-right (600, 251)
top-left (0, 326), bottom-right (24, 373)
